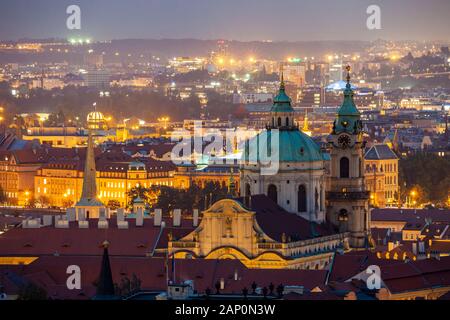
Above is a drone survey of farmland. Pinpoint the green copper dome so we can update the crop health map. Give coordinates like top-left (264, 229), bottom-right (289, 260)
top-left (334, 68), bottom-right (362, 134)
top-left (271, 75), bottom-right (294, 113)
top-left (243, 129), bottom-right (325, 163)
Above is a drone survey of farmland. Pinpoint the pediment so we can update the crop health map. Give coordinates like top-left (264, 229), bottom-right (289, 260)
top-left (204, 199), bottom-right (253, 215)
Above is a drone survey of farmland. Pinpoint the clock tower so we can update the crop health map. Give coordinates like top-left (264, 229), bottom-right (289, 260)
top-left (326, 66), bottom-right (370, 249)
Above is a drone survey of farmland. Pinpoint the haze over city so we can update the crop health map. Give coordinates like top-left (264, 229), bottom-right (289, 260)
top-left (0, 0), bottom-right (449, 41)
top-left (0, 0), bottom-right (449, 309)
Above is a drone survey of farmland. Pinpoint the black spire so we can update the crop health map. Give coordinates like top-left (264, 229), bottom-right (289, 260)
top-left (94, 240), bottom-right (117, 299)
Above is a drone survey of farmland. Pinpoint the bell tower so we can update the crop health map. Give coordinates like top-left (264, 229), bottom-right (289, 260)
top-left (326, 66), bottom-right (370, 249)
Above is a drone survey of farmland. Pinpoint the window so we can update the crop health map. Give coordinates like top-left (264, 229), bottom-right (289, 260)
top-left (245, 183), bottom-right (251, 197)
top-left (315, 188), bottom-right (319, 211)
top-left (277, 117), bottom-right (281, 127)
top-left (268, 184), bottom-right (277, 204)
top-left (340, 157), bottom-right (349, 178)
top-left (285, 117), bottom-right (289, 126)
top-left (298, 185), bottom-right (307, 212)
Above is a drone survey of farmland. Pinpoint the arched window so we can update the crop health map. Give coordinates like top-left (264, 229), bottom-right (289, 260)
top-left (298, 185), bottom-right (307, 212)
top-left (277, 117), bottom-right (282, 127)
top-left (315, 187), bottom-right (319, 211)
top-left (285, 117), bottom-right (289, 126)
top-left (268, 184), bottom-right (277, 204)
top-left (340, 157), bottom-right (349, 178)
top-left (245, 183), bottom-right (251, 197)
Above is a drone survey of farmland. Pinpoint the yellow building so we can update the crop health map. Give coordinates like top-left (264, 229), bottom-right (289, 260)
top-left (0, 147), bottom-right (45, 206)
top-left (364, 144), bottom-right (399, 207)
top-left (169, 197), bottom-right (347, 270)
top-left (173, 163), bottom-right (240, 190)
top-left (35, 155), bottom-right (176, 208)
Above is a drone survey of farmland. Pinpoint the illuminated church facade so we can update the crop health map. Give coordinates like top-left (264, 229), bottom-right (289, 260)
top-left (170, 67), bottom-right (372, 269)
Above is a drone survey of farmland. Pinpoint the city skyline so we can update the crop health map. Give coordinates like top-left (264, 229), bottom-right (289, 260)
top-left (0, 0), bottom-right (449, 42)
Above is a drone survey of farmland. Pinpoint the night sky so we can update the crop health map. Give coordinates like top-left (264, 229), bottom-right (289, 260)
top-left (0, 0), bottom-right (449, 41)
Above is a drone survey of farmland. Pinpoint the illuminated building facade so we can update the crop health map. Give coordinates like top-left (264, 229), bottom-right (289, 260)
top-left (364, 144), bottom-right (399, 207)
top-left (35, 155), bottom-right (175, 208)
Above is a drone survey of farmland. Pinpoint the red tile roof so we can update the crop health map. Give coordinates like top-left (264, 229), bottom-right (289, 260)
top-left (241, 194), bottom-right (334, 242)
top-left (0, 217), bottom-right (196, 258)
top-left (0, 255), bottom-right (327, 299)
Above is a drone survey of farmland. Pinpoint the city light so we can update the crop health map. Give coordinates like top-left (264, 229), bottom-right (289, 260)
top-left (0, 1), bottom-right (449, 305)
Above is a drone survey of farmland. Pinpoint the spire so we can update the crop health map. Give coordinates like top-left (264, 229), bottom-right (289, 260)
top-left (81, 130), bottom-right (97, 200)
top-left (75, 115), bottom-right (104, 208)
top-left (303, 111), bottom-right (309, 131)
top-left (345, 65), bottom-right (351, 88)
top-left (334, 65), bottom-right (361, 134)
top-left (271, 72), bottom-right (293, 112)
top-left (94, 241), bottom-right (116, 299)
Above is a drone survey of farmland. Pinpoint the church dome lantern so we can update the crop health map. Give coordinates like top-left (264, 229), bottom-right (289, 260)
top-left (87, 111), bottom-right (106, 130)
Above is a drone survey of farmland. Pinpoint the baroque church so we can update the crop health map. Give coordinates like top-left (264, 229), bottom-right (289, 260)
top-left (170, 67), bottom-right (373, 269)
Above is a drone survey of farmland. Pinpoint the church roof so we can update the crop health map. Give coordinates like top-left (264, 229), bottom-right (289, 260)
top-left (239, 195), bottom-right (334, 242)
top-left (271, 75), bottom-right (294, 113)
top-left (244, 129), bottom-right (325, 162)
top-left (334, 67), bottom-right (362, 134)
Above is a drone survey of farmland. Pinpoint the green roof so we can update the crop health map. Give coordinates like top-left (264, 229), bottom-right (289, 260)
top-left (243, 129), bottom-right (324, 163)
top-left (334, 80), bottom-right (362, 134)
top-left (271, 77), bottom-right (294, 113)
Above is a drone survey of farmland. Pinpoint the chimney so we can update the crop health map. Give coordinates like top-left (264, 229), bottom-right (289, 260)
top-left (77, 208), bottom-right (86, 221)
top-left (98, 220), bottom-right (109, 229)
top-left (193, 209), bottom-right (199, 227)
top-left (99, 208), bottom-right (107, 221)
top-left (78, 220), bottom-right (89, 228)
top-left (25, 218), bottom-right (40, 229)
top-left (117, 220), bottom-right (129, 229)
top-left (43, 215), bottom-right (53, 226)
top-left (55, 216), bottom-right (69, 228)
top-left (117, 208), bottom-right (124, 222)
top-left (173, 209), bottom-right (181, 227)
top-left (154, 209), bottom-right (162, 226)
top-left (66, 207), bottom-right (76, 222)
top-left (136, 207), bottom-right (144, 227)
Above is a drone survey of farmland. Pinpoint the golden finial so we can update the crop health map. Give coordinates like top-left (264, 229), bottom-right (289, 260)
top-left (345, 65), bottom-right (351, 84)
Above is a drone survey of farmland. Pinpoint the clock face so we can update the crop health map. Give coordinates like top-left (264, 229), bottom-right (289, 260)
top-left (337, 134), bottom-right (351, 148)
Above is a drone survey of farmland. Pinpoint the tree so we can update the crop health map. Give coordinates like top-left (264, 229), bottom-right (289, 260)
top-left (127, 185), bottom-right (150, 208)
top-left (62, 199), bottom-right (74, 209)
top-left (107, 199), bottom-right (121, 210)
top-left (35, 195), bottom-right (50, 208)
top-left (399, 153), bottom-right (450, 206)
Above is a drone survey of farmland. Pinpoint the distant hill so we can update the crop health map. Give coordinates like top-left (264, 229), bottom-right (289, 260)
top-left (0, 39), bottom-right (370, 64)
